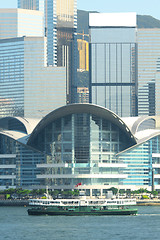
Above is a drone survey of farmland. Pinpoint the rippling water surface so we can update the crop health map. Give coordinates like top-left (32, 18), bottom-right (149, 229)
top-left (1, 206), bottom-right (160, 240)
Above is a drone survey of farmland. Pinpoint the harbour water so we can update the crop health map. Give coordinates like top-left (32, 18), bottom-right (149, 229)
top-left (1, 206), bottom-right (160, 240)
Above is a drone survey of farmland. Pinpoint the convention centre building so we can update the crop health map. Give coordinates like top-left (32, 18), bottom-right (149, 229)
top-left (0, 103), bottom-right (160, 196)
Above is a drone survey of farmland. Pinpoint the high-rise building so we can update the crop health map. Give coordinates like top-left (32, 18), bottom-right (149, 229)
top-left (137, 28), bottom-right (160, 116)
top-left (56, 0), bottom-right (77, 103)
top-left (0, 8), bottom-right (44, 39)
top-left (18, 0), bottom-right (77, 103)
top-left (18, 0), bottom-right (77, 63)
top-left (0, 8), bottom-right (66, 118)
top-left (89, 13), bottom-right (138, 117)
top-left (17, 0), bottom-right (37, 9)
top-left (77, 39), bottom-right (89, 71)
top-left (0, 36), bottom-right (66, 118)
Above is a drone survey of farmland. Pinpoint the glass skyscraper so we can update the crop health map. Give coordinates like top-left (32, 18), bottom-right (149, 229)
top-left (89, 13), bottom-right (138, 117)
top-left (18, 0), bottom-right (77, 103)
top-left (137, 28), bottom-right (160, 116)
top-left (17, 0), bottom-right (37, 9)
top-left (0, 38), bottom-right (25, 117)
top-left (0, 37), bottom-right (66, 118)
top-left (0, 7), bottom-right (66, 118)
top-left (18, 0), bottom-right (77, 67)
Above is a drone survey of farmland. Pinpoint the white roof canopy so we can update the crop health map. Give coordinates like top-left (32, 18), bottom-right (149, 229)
top-left (89, 12), bottom-right (137, 27)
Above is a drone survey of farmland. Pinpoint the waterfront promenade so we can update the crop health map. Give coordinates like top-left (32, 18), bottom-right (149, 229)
top-left (136, 199), bottom-right (160, 206)
top-left (0, 200), bottom-right (29, 206)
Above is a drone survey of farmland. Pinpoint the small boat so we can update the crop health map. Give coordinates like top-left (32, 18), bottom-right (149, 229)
top-left (27, 197), bottom-right (138, 216)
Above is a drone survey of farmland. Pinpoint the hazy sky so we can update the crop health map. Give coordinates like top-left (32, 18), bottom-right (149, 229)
top-left (1, 0), bottom-right (160, 20)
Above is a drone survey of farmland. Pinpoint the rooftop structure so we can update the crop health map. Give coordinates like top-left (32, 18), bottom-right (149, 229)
top-left (89, 12), bottom-right (137, 27)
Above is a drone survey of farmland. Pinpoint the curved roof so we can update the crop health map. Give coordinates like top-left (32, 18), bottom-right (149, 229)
top-left (135, 129), bottom-right (160, 144)
top-left (27, 103), bottom-right (137, 145)
top-left (0, 130), bottom-right (45, 154)
top-left (0, 130), bottom-right (27, 142)
top-left (0, 116), bottom-right (40, 134)
top-left (122, 116), bottom-right (156, 134)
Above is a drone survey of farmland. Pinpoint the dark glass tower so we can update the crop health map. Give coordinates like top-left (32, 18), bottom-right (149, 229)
top-left (89, 13), bottom-right (138, 117)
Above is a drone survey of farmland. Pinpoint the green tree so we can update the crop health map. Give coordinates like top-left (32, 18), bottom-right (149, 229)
top-left (109, 187), bottom-right (118, 195)
top-left (151, 190), bottom-right (158, 196)
top-left (119, 189), bottom-right (125, 194)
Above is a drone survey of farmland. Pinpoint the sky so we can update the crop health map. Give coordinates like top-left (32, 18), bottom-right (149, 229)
top-left (1, 0), bottom-right (160, 20)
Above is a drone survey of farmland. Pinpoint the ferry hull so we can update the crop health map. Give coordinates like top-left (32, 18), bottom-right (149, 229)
top-left (28, 208), bottom-right (138, 216)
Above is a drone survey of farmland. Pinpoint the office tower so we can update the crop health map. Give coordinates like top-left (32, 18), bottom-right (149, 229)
top-left (0, 8), bottom-right (44, 39)
top-left (17, 0), bottom-right (37, 9)
top-left (0, 36), bottom-right (66, 118)
top-left (0, 8), bottom-right (66, 118)
top-left (137, 28), bottom-right (160, 116)
top-left (89, 13), bottom-right (138, 117)
top-left (56, 0), bottom-right (77, 103)
top-left (18, 0), bottom-right (77, 103)
top-left (77, 39), bottom-right (89, 71)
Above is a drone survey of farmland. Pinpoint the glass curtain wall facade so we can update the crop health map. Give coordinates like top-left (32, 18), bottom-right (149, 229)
top-left (1, 104), bottom-right (160, 190)
top-left (90, 41), bottom-right (137, 117)
top-left (18, 0), bottom-right (77, 103)
top-left (18, 0), bottom-right (57, 65)
top-left (137, 29), bottom-right (160, 116)
top-left (0, 38), bottom-right (25, 117)
top-left (89, 14), bottom-right (138, 117)
top-left (18, 0), bottom-right (77, 64)
top-left (18, 0), bottom-right (45, 11)
top-left (118, 136), bottom-right (160, 187)
top-left (23, 37), bottom-right (66, 118)
top-left (0, 37), bottom-right (66, 118)
top-left (119, 141), bottom-right (152, 186)
top-left (56, 0), bottom-right (77, 103)
top-left (0, 134), bottom-right (45, 188)
top-left (18, 0), bottom-right (37, 9)
top-left (31, 113), bottom-right (132, 188)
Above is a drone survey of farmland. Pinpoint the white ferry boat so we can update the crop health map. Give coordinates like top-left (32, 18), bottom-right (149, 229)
top-left (27, 197), bottom-right (138, 216)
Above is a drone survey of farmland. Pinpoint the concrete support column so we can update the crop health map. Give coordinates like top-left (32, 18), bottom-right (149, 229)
top-left (100, 188), bottom-right (103, 197)
top-left (90, 188), bottom-right (92, 197)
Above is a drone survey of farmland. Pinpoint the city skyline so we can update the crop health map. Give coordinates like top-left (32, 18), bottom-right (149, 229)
top-left (1, 0), bottom-right (160, 196)
top-left (1, 0), bottom-right (160, 20)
